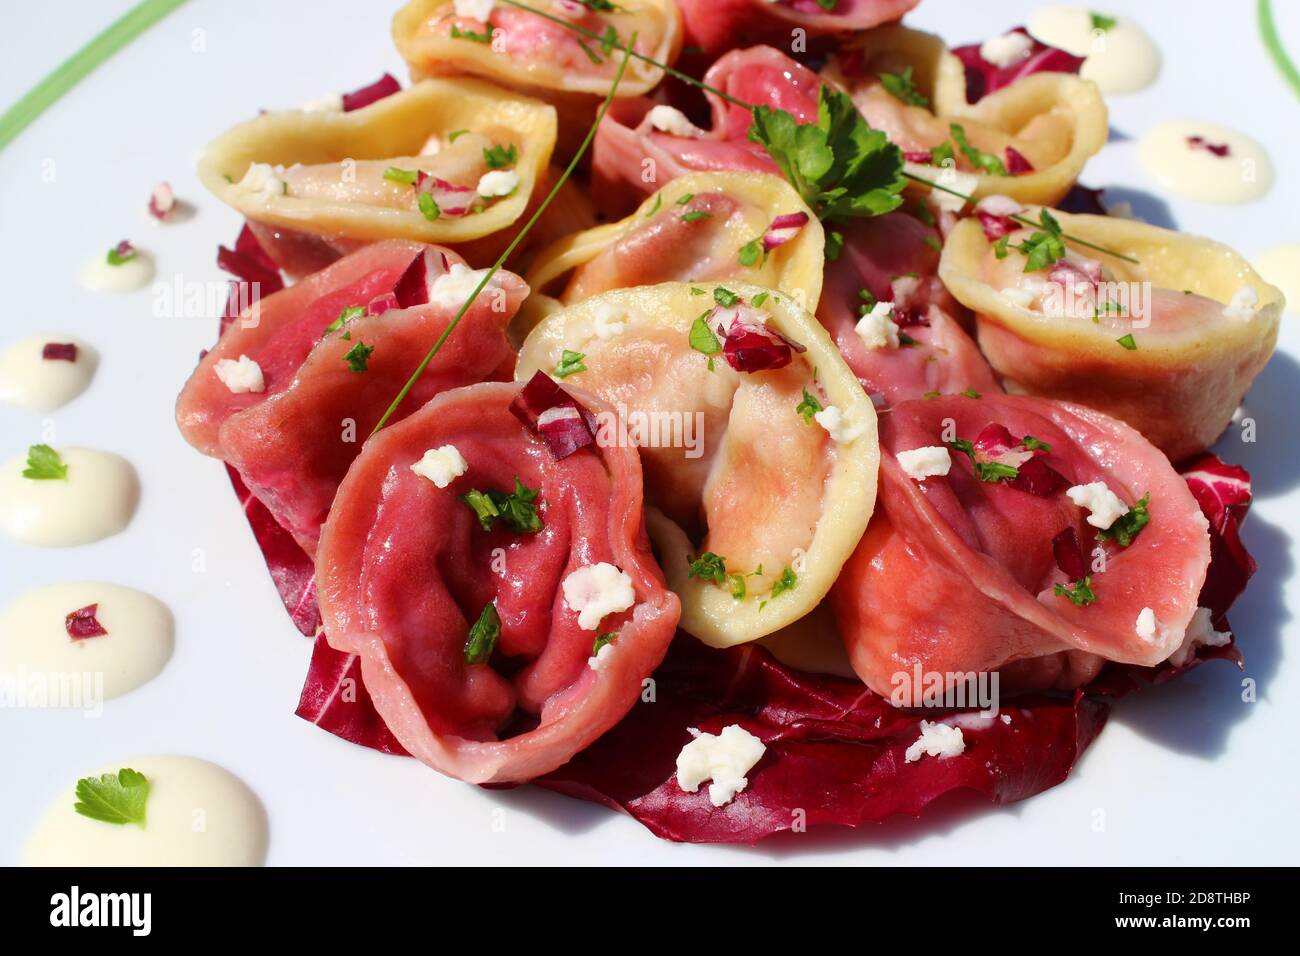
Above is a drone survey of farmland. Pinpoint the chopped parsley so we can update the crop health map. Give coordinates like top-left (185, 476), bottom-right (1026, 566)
top-left (461, 477), bottom-right (543, 534)
top-left (961, 388), bottom-right (982, 399)
top-left (796, 388), bottom-right (823, 423)
top-left (879, 66), bottom-right (929, 108)
top-left (383, 166), bottom-right (419, 185)
top-left (343, 341), bottom-right (374, 372)
top-left (689, 315), bottom-right (722, 369)
top-left (924, 234), bottom-right (942, 252)
top-left (323, 304), bottom-right (365, 336)
top-left (451, 24), bottom-right (493, 44)
top-left (645, 192), bottom-right (662, 216)
top-left (914, 201), bottom-right (937, 227)
top-left (949, 123), bottom-right (1008, 176)
top-left (23, 444), bottom-right (68, 480)
top-left (682, 210), bottom-right (713, 222)
top-left (687, 551), bottom-right (728, 585)
top-left (738, 237), bottom-right (764, 267)
top-left (1022, 436), bottom-right (1052, 452)
top-left (1090, 12), bottom-right (1117, 31)
top-left (713, 286), bottom-right (740, 307)
top-left (948, 437), bottom-right (1019, 482)
top-left (676, 193), bottom-right (694, 205)
top-left (1096, 493), bottom-right (1150, 547)
top-left (1008, 209), bottom-right (1066, 273)
top-left (751, 291), bottom-right (770, 307)
top-left (857, 287), bottom-right (877, 314)
top-left (447, 129), bottom-right (469, 142)
top-left (1054, 576), bottom-right (1097, 607)
top-left (463, 601), bottom-right (501, 665)
top-left (74, 768), bottom-right (150, 828)
top-left (553, 349), bottom-right (587, 378)
top-left (483, 143), bottom-right (518, 169)
top-left (1116, 333), bottom-right (1138, 350)
top-left (105, 243), bottom-right (136, 266)
top-left (761, 566), bottom-right (798, 608)
top-left (592, 631), bottom-right (617, 655)
top-left (418, 192), bottom-right (440, 221)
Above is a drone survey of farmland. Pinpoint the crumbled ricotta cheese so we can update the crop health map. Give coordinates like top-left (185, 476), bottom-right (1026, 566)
top-left (979, 31), bottom-right (1035, 68)
top-left (974, 193), bottom-right (1023, 218)
top-left (1167, 607), bottom-right (1232, 667)
top-left (814, 405), bottom-right (869, 444)
top-left (214, 354), bottom-right (265, 394)
top-left (410, 445), bottom-right (468, 488)
top-left (1000, 713), bottom-right (1012, 725)
top-left (854, 301), bottom-right (900, 350)
top-left (587, 641), bottom-right (616, 671)
top-left (904, 720), bottom-right (966, 762)
top-left (562, 562), bottom-right (636, 631)
top-left (236, 162), bottom-right (287, 201)
top-left (646, 105), bottom-right (700, 138)
top-left (1135, 606), bottom-right (1158, 642)
top-left (1002, 275), bottom-right (1047, 309)
top-left (1066, 481), bottom-right (1129, 529)
top-left (896, 445), bottom-right (952, 481)
top-left (428, 263), bottom-right (492, 309)
top-left (477, 169), bottom-right (519, 198)
top-left (299, 93), bottom-right (344, 113)
top-left (593, 302), bottom-right (627, 339)
top-left (454, 0), bottom-right (495, 21)
top-left (675, 724), bottom-right (766, 807)
top-left (1224, 285), bottom-right (1259, 320)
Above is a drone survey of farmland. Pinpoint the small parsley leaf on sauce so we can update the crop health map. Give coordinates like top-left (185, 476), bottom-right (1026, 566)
top-left (23, 444), bottom-right (68, 481)
top-left (74, 768), bottom-right (150, 828)
top-left (554, 349), bottom-right (587, 378)
top-left (463, 602), bottom-right (501, 665)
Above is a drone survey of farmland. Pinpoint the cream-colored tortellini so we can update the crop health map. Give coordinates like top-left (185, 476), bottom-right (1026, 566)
top-left (939, 209), bottom-right (1284, 460)
top-left (516, 282), bottom-right (878, 647)
top-left (197, 77), bottom-right (556, 251)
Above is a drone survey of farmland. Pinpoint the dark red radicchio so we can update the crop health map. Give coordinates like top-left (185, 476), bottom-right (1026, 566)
top-left (341, 73), bottom-right (401, 112)
top-left (717, 307), bottom-right (805, 373)
top-left (65, 604), bottom-right (108, 640)
top-left (509, 371), bottom-right (597, 460)
top-left (952, 27), bottom-right (1084, 104)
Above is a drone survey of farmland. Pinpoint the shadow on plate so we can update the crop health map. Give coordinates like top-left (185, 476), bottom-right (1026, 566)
top-left (1099, 185), bottom-right (1178, 229)
top-left (1224, 350), bottom-right (1300, 499)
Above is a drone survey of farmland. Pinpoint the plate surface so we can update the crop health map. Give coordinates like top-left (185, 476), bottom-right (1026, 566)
top-left (1, 0), bottom-right (1297, 865)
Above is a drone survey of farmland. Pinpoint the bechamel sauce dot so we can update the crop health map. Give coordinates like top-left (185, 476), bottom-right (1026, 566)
top-left (79, 248), bottom-right (155, 294)
top-left (1137, 120), bottom-right (1274, 204)
top-left (1027, 5), bottom-right (1161, 94)
top-left (0, 334), bottom-right (98, 412)
top-left (22, 755), bottom-right (269, 867)
top-left (1252, 244), bottom-right (1300, 314)
top-left (0, 447), bottom-right (139, 547)
top-left (0, 582), bottom-right (173, 701)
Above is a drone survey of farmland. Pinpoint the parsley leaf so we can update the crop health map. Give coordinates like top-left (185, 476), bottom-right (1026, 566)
top-left (383, 166), bottom-right (419, 185)
top-left (343, 341), bottom-right (374, 372)
top-left (451, 24), bottom-right (493, 43)
top-left (461, 478), bottom-right (543, 534)
top-left (23, 444), bottom-right (68, 480)
top-left (748, 85), bottom-right (906, 224)
top-left (949, 123), bottom-right (1007, 176)
top-left (948, 437), bottom-right (1019, 482)
top-left (418, 192), bottom-right (441, 221)
top-left (1022, 436), bottom-right (1052, 451)
top-left (689, 316), bottom-right (722, 361)
top-left (1096, 493), bottom-right (1150, 547)
top-left (645, 192), bottom-right (662, 216)
top-left (796, 387), bottom-right (823, 423)
top-left (1116, 333), bottom-right (1137, 350)
top-left (879, 66), bottom-right (929, 108)
top-left (1054, 576), bottom-right (1097, 607)
top-left (323, 304), bottom-right (365, 337)
top-left (554, 349), bottom-right (587, 378)
top-left (1090, 12), bottom-right (1117, 31)
top-left (766, 566), bottom-right (798, 604)
top-left (714, 286), bottom-right (740, 307)
top-left (738, 237), bottom-right (764, 267)
top-left (687, 551), bottom-right (728, 585)
top-left (74, 768), bottom-right (150, 828)
top-left (592, 631), bottom-right (617, 655)
top-left (483, 143), bottom-right (518, 169)
top-left (1009, 209), bottom-right (1066, 272)
top-left (682, 210), bottom-right (712, 222)
top-left (463, 602), bottom-right (501, 665)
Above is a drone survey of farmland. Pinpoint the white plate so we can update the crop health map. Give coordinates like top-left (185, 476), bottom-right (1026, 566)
top-left (1, 0), bottom-right (1297, 865)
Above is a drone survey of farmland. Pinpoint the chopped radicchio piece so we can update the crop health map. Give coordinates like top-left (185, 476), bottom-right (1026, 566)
top-left (147, 181), bottom-right (176, 220)
top-left (42, 342), bottom-right (78, 362)
top-left (1051, 527), bottom-right (1089, 582)
top-left (366, 292), bottom-right (399, 316)
top-left (1008, 456), bottom-right (1069, 497)
top-left (65, 603), bottom-right (108, 640)
top-left (977, 210), bottom-right (1018, 241)
top-left (762, 211), bottom-right (810, 252)
top-left (341, 73), bottom-right (401, 112)
top-left (1186, 135), bottom-right (1231, 158)
top-left (952, 27), bottom-right (1084, 104)
top-left (416, 172), bottom-right (478, 216)
top-left (1005, 146), bottom-right (1034, 174)
top-left (716, 307), bottom-right (805, 373)
top-left (392, 248), bottom-right (450, 308)
top-left (509, 371), bottom-right (596, 460)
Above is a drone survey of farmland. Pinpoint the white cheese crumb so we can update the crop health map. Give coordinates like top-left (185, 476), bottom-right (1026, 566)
top-left (593, 302), bottom-right (627, 339)
top-left (562, 562), bottom-right (636, 631)
top-left (410, 445), bottom-right (468, 488)
top-left (477, 169), bottom-right (519, 198)
top-left (587, 641), bottom-right (616, 671)
top-left (1223, 285), bottom-right (1259, 320)
top-left (646, 105), bottom-right (700, 138)
top-left (854, 301), bottom-right (900, 350)
top-left (675, 724), bottom-right (766, 807)
top-left (1135, 606), bottom-right (1158, 643)
top-left (428, 263), bottom-right (492, 309)
top-left (214, 354), bottom-right (265, 394)
top-left (979, 31), bottom-right (1035, 68)
top-left (1168, 607), bottom-right (1232, 667)
top-left (896, 445), bottom-right (952, 481)
top-left (904, 720), bottom-right (966, 763)
top-left (1066, 481), bottom-right (1129, 530)
top-left (1000, 714), bottom-right (1012, 725)
top-left (299, 93), bottom-right (344, 113)
top-left (814, 405), bottom-right (869, 444)
top-left (974, 193), bottom-right (1023, 218)
top-left (454, 0), bottom-right (495, 20)
top-left (236, 163), bottom-right (287, 201)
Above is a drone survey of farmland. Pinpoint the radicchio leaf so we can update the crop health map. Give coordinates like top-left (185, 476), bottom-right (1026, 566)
top-left (1051, 527), bottom-right (1088, 582)
top-left (718, 309), bottom-right (805, 373)
top-left (295, 633), bottom-right (408, 755)
top-left (1004, 146), bottom-right (1034, 175)
top-left (341, 73), bottom-right (401, 112)
top-left (952, 27), bottom-right (1085, 103)
top-left (509, 371), bottom-right (596, 460)
top-left (393, 247), bottom-right (449, 308)
top-left (218, 224), bottom-right (285, 329)
top-left (763, 211), bottom-right (810, 252)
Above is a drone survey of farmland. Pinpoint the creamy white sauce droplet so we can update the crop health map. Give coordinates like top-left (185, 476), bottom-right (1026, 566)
top-left (1027, 5), bottom-right (1161, 94)
top-left (1137, 120), bottom-right (1274, 204)
top-left (1252, 244), bottom-right (1300, 314)
top-left (0, 582), bottom-right (173, 703)
top-left (22, 755), bottom-right (268, 866)
top-left (79, 248), bottom-right (155, 294)
top-left (0, 447), bottom-right (139, 547)
top-left (0, 334), bottom-right (98, 412)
